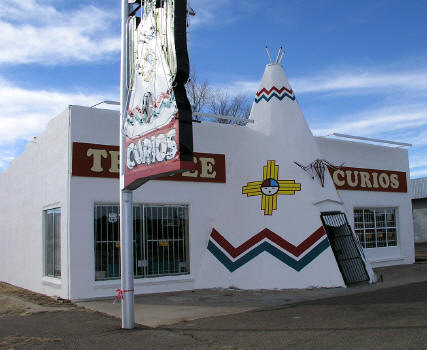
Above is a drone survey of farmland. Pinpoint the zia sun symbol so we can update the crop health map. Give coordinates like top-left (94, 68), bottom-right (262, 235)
top-left (242, 160), bottom-right (301, 215)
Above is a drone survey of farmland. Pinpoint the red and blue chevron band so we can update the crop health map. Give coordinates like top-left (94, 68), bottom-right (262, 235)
top-left (207, 227), bottom-right (330, 272)
top-left (255, 86), bottom-right (295, 103)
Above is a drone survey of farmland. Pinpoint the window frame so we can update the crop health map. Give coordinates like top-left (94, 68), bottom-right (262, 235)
top-left (353, 207), bottom-right (398, 249)
top-left (44, 207), bottom-right (61, 278)
top-left (93, 203), bottom-right (190, 281)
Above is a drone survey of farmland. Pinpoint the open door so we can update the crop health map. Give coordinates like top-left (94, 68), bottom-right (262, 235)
top-left (321, 211), bottom-right (369, 285)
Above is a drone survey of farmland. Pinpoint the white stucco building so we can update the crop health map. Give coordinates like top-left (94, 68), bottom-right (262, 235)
top-left (0, 64), bottom-right (415, 301)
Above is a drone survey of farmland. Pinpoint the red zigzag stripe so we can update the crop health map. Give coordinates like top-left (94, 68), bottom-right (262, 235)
top-left (210, 227), bottom-right (326, 259)
top-left (256, 86), bottom-right (294, 97)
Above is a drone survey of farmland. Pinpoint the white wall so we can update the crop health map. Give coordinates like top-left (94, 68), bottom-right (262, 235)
top-left (69, 105), bottom-right (347, 300)
top-left (68, 107), bottom-right (248, 298)
top-left (0, 103), bottom-right (415, 300)
top-left (0, 109), bottom-right (70, 299)
top-left (316, 137), bottom-right (415, 267)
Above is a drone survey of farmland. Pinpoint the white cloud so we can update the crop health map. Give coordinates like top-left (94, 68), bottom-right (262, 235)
top-left (0, 0), bottom-right (120, 65)
top-left (0, 77), bottom-right (117, 144)
top-left (187, 0), bottom-right (232, 27)
top-left (291, 69), bottom-right (427, 95)
top-left (0, 149), bottom-right (15, 170)
top-left (292, 67), bottom-right (427, 179)
top-left (211, 65), bottom-right (427, 99)
top-left (0, 0), bottom-right (61, 24)
top-left (408, 130), bottom-right (427, 147)
top-left (312, 106), bottom-right (427, 137)
top-left (410, 168), bottom-right (427, 178)
top-left (410, 157), bottom-right (427, 170)
top-left (211, 80), bottom-right (259, 97)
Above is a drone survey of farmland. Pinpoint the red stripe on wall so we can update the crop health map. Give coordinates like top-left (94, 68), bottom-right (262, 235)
top-left (210, 226), bottom-right (326, 259)
top-left (256, 86), bottom-right (293, 97)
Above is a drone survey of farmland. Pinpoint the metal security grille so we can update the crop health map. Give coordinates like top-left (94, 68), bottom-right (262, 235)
top-left (94, 205), bottom-right (120, 280)
top-left (321, 212), bottom-right (369, 285)
top-left (94, 204), bottom-right (189, 280)
top-left (135, 205), bottom-right (189, 277)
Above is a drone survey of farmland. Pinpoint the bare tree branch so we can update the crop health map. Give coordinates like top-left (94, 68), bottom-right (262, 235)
top-left (186, 71), bottom-right (252, 124)
top-left (208, 89), bottom-right (252, 124)
top-left (185, 71), bottom-right (211, 120)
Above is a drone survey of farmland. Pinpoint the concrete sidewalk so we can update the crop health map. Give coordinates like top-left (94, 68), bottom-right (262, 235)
top-left (77, 262), bottom-right (427, 328)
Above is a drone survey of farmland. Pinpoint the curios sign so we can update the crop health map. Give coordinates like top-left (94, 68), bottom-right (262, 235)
top-left (328, 166), bottom-right (407, 193)
top-left (123, 0), bottom-right (193, 190)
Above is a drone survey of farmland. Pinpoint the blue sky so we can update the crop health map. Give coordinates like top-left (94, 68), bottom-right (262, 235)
top-left (1, 0), bottom-right (426, 177)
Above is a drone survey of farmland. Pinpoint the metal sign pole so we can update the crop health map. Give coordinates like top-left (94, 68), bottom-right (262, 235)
top-left (120, 0), bottom-right (134, 329)
top-left (120, 190), bottom-right (134, 329)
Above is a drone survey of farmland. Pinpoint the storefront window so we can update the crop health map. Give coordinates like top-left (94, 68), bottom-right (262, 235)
top-left (45, 208), bottom-right (61, 278)
top-left (94, 204), bottom-right (189, 280)
top-left (354, 208), bottom-right (397, 249)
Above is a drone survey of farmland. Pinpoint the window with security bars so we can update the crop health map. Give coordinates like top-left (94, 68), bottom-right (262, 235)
top-left (353, 208), bottom-right (397, 249)
top-left (45, 208), bottom-right (61, 278)
top-left (94, 204), bottom-right (189, 280)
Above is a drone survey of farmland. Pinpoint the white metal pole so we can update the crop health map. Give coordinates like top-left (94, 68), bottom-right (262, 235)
top-left (120, 0), bottom-right (134, 329)
top-left (265, 46), bottom-right (273, 64)
top-left (120, 190), bottom-right (134, 329)
top-left (274, 46), bottom-right (282, 64)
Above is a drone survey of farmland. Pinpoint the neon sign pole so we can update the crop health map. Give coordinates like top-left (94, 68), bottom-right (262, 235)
top-left (120, 0), bottom-right (134, 329)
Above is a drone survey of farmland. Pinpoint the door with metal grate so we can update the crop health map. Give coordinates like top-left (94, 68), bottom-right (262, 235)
top-left (321, 212), bottom-right (369, 285)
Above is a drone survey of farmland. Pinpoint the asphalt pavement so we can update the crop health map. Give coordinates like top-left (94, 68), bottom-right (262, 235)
top-left (1, 261), bottom-right (427, 349)
top-left (77, 262), bottom-right (427, 327)
top-left (1, 277), bottom-right (427, 349)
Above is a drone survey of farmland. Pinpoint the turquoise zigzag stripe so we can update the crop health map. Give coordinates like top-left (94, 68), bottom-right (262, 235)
top-left (207, 238), bottom-right (330, 272)
top-left (254, 92), bottom-right (296, 103)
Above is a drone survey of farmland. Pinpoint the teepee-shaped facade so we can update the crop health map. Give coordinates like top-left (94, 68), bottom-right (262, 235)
top-left (196, 59), bottom-right (374, 290)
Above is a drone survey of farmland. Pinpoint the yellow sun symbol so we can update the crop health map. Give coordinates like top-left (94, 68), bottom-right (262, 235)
top-left (242, 160), bottom-right (301, 215)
